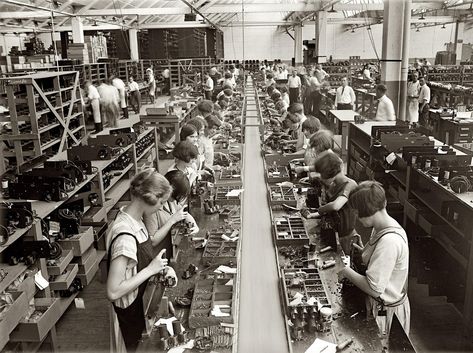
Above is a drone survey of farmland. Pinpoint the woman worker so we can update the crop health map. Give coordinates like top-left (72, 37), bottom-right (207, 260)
top-left (107, 169), bottom-right (178, 352)
top-left (143, 170), bottom-right (199, 257)
top-left (338, 181), bottom-right (410, 349)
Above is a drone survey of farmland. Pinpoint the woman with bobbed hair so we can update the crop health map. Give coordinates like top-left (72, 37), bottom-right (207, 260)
top-left (143, 170), bottom-right (199, 257)
top-left (339, 181), bottom-right (410, 349)
top-left (107, 168), bottom-right (178, 352)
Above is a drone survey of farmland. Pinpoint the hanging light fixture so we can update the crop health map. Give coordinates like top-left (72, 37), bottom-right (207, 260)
top-left (328, 5), bottom-right (337, 13)
top-left (419, 12), bottom-right (425, 20)
top-left (441, 23), bottom-right (446, 29)
top-left (92, 20), bottom-right (98, 26)
top-left (416, 26), bottom-right (420, 32)
top-left (351, 27), bottom-right (355, 33)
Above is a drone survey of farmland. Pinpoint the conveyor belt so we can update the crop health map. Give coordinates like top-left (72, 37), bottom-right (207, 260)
top-left (237, 79), bottom-right (290, 353)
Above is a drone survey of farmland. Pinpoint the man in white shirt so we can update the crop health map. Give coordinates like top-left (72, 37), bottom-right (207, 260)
top-left (203, 73), bottom-right (214, 100)
top-left (314, 64), bottom-right (329, 84)
top-left (418, 76), bottom-right (431, 126)
top-left (84, 81), bottom-right (102, 132)
top-left (128, 76), bottom-right (141, 114)
top-left (98, 81), bottom-right (120, 127)
top-left (335, 77), bottom-right (356, 110)
top-left (111, 75), bottom-right (128, 119)
top-left (375, 84), bottom-right (396, 121)
top-left (288, 70), bottom-right (302, 105)
top-left (162, 68), bottom-right (171, 95)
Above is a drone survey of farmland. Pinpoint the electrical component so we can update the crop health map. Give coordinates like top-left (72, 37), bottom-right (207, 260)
top-left (67, 145), bottom-right (116, 161)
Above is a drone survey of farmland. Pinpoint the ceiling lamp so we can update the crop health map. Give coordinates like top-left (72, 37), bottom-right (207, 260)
top-left (441, 23), bottom-right (446, 29)
top-left (419, 12), bottom-right (425, 20)
top-left (351, 27), bottom-right (355, 33)
top-left (328, 5), bottom-right (337, 13)
top-left (416, 26), bottom-right (420, 32)
top-left (92, 20), bottom-right (98, 26)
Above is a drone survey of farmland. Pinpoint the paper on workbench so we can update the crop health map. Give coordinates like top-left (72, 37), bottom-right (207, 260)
top-left (225, 189), bottom-right (244, 197)
top-left (305, 338), bottom-right (337, 353)
top-left (214, 265), bottom-right (237, 274)
top-left (167, 340), bottom-right (194, 353)
top-left (154, 317), bottom-right (185, 336)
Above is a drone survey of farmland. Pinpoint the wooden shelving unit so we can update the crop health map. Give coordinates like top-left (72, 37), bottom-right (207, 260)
top-left (347, 121), bottom-right (473, 332)
top-left (0, 71), bottom-right (85, 172)
top-left (0, 124), bottom-right (159, 351)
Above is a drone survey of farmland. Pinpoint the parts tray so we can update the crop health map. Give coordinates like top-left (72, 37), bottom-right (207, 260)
top-left (215, 167), bottom-right (242, 186)
top-left (202, 228), bottom-right (239, 265)
top-left (273, 217), bottom-right (309, 247)
top-left (214, 186), bottom-right (242, 205)
top-left (188, 273), bottom-right (235, 329)
top-left (266, 165), bottom-right (291, 184)
top-left (268, 185), bottom-right (297, 207)
top-left (281, 267), bottom-right (330, 315)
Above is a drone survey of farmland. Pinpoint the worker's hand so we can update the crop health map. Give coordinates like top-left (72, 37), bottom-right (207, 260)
top-left (352, 233), bottom-right (364, 250)
top-left (170, 207), bottom-right (189, 224)
top-left (295, 166), bottom-right (307, 174)
top-left (148, 249), bottom-right (168, 275)
top-left (163, 266), bottom-right (178, 287)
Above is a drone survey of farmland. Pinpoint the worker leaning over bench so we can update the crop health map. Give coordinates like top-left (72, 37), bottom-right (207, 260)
top-left (338, 181), bottom-right (410, 350)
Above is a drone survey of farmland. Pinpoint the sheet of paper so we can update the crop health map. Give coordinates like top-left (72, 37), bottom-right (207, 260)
top-left (305, 338), bottom-right (337, 353)
top-left (154, 317), bottom-right (185, 336)
top-left (34, 272), bottom-right (49, 290)
top-left (168, 339), bottom-right (194, 353)
top-left (225, 189), bottom-right (244, 197)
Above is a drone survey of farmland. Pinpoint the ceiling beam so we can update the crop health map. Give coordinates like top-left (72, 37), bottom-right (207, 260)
top-left (2, 2), bottom-right (471, 19)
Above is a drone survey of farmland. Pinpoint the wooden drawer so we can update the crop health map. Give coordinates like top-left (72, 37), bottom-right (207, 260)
top-left (74, 244), bottom-right (96, 265)
top-left (49, 264), bottom-right (78, 291)
top-left (77, 247), bottom-right (97, 275)
top-left (418, 212), bottom-right (449, 235)
top-left (404, 199), bottom-right (424, 223)
top-left (0, 291), bottom-right (29, 336)
top-left (398, 187), bottom-right (407, 205)
top-left (10, 298), bottom-right (63, 342)
top-left (47, 250), bottom-right (73, 276)
top-left (76, 258), bottom-right (99, 286)
top-left (58, 227), bottom-right (94, 256)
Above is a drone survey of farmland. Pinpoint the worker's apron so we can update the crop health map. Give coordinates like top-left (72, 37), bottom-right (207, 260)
top-left (108, 233), bottom-right (154, 352)
top-left (362, 227), bottom-right (410, 348)
top-left (406, 97), bottom-right (419, 123)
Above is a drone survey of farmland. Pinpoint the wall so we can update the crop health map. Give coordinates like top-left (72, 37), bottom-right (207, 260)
top-left (223, 22), bottom-right (473, 62)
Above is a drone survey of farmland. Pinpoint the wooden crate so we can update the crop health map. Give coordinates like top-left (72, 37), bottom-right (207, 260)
top-left (0, 291), bottom-right (29, 337)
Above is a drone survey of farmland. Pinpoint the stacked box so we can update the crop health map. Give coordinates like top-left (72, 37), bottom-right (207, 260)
top-left (67, 43), bottom-right (89, 64)
top-left (202, 228), bottom-right (239, 265)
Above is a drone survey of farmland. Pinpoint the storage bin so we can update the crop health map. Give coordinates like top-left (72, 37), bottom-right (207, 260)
top-left (49, 264), bottom-right (78, 291)
top-left (10, 298), bottom-right (63, 342)
top-left (0, 291), bottom-right (28, 336)
top-left (58, 227), bottom-right (94, 256)
top-left (47, 250), bottom-right (73, 276)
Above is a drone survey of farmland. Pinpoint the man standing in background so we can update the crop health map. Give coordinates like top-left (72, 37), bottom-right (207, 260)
top-left (406, 72), bottom-right (420, 123)
top-left (162, 67), bottom-right (171, 95)
top-left (288, 69), bottom-right (302, 105)
top-left (111, 75), bottom-right (128, 119)
top-left (203, 72), bottom-right (214, 101)
top-left (314, 63), bottom-right (329, 84)
top-left (334, 77), bottom-right (356, 110)
top-left (375, 84), bottom-right (396, 121)
top-left (418, 76), bottom-right (431, 126)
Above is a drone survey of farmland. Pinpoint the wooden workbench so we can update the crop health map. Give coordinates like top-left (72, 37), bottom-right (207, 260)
top-left (328, 110), bottom-right (358, 158)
